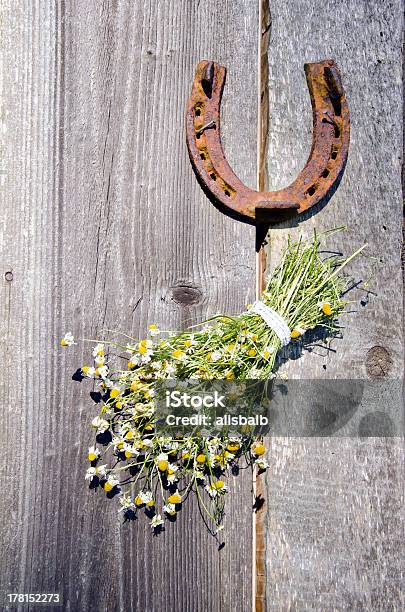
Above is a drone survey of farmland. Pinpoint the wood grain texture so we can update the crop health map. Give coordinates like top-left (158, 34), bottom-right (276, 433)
top-left (0, 1), bottom-right (259, 610)
top-left (262, 0), bottom-right (404, 608)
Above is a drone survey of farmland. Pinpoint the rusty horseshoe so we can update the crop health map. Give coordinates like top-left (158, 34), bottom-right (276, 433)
top-left (186, 60), bottom-right (350, 224)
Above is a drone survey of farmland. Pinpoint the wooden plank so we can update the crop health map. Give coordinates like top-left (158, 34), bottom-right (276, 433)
top-left (0, 1), bottom-right (259, 610)
top-left (260, 0), bottom-right (405, 608)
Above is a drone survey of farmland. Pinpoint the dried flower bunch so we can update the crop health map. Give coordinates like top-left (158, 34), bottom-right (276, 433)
top-left (62, 230), bottom-right (365, 534)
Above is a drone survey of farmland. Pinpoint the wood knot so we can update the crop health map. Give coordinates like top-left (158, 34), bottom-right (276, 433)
top-left (171, 284), bottom-right (202, 306)
top-left (365, 346), bottom-right (393, 378)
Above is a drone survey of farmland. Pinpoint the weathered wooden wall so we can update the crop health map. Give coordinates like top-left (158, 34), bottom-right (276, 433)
top-left (1, 0), bottom-right (404, 611)
top-left (0, 1), bottom-right (259, 610)
top-left (261, 0), bottom-right (405, 609)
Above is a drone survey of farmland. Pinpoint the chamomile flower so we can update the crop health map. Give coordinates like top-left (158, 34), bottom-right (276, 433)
top-left (318, 301), bottom-right (333, 316)
top-left (91, 416), bottom-right (109, 433)
top-left (85, 467), bottom-right (97, 481)
top-left (251, 442), bottom-right (266, 456)
top-left (156, 453), bottom-right (169, 471)
top-left (150, 514), bottom-right (164, 529)
top-left (81, 365), bottom-right (96, 378)
top-left (209, 350), bottom-right (222, 362)
top-left (163, 362), bottom-right (177, 376)
top-left (138, 339), bottom-right (153, 352)
top-left (103, 475), bottom-right (120, 492)
top-left (140, 351), bottom-right (153, 364)
top-left (167, 490), bottom-right (182, 504)
top-left (85, 465), bottom-right (107, 482)
top-left (96, 365), bottom-right (109, 379)
top-left (92, 343), bottom-right (105, 357)
top-left (151, 360), bottom-right (162, 371)
top-left (167, 463), bottom-right (179, 484)
top-left (291, 325), bottom-right (306, 339)
top-left (94, 354), bottom-right (106, 367)
top-left (88, 446), bottom-right (101, 461)
top-left (60, 332), bottom-right (75, 347)
top-left (255, 457), bottom-right (269, 469)
top-left (262, 346), bottom-right (274, 360)
top-left (248, 368), bottom-right (263, 379)
top-left (205, 480), bottom-right (227, 498)
top-left (148, 324), bottom-right (161, 337)
top-left (163, 503), bottom-right (176, 516)
top-left (172, 349), bottom-right (186, 361)
top-left (118, 494), bottom-right (135, 513)
top-left (134, 490), bottom-right (154, 507)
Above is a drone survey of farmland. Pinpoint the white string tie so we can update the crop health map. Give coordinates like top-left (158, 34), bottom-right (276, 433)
top-left (250, 301), bottom-right (290, 347)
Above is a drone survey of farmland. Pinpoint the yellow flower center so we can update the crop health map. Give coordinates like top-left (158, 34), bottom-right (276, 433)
top-left (88, 452), bottom-right (97, 462)
top-left (248, 348), bottom-right (256, 357)
top-left (322, 303), bottom-right (332, 316)
top-left (168, 493), bottom-right (181, 504)
top-left (110, 388), bottom-right (121, 398)
top-left (226, 442), bottom-right (240, 452)
top-left (215, 480), bottom-right (224, 489)
top-left (146, 499), bottom-right (155, 507)
top-left (196, 454), bottom-right (206, 465)
top-left (253, 443), bottom-right (265, 456)
top-left (291, 329), bottom-right (301, 339)
top-left (135, 495), bottom-right (143, 506)
top-left (124, 450), bottom-right (134, 459)
top-left (115, 401), bottom-right (122, 409)
top-left (104, 482), bottom-right (114, 492)
top-left (82, 365), bottom-right (90, 374)
top-left (158, 460), bottom-right (168, 471)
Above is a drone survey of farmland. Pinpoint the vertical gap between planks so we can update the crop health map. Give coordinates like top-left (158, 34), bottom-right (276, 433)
top-left (254, 1), bottom-right (271, 611)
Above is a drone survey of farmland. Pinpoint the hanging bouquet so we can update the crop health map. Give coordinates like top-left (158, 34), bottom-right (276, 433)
top-left (62, 230), bottom-right (365, 535)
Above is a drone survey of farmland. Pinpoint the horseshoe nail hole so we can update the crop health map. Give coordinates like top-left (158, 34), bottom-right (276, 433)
top-left (224, 189), bottom-right (231, 197)
top-left (195, 108), bottom-right (201, 117)
top-left (322, 168), bottom-right (330, 178)
top-left (200, 153), bottom-right (205, 160)
top-left (4, 270), bottom-right (13, 282)
top-left (196, 132), bottom-right (201, 139)
top-left (331, 147), bottom-right (339, 160)
top-left (382, 225), bottom-right (387, 230)
top-left (322, 117), bottom-right (340, 138)
top-left (210, 173), bottom-right (217, 181)
top-left (306, 185), bottom-right (317, 197)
